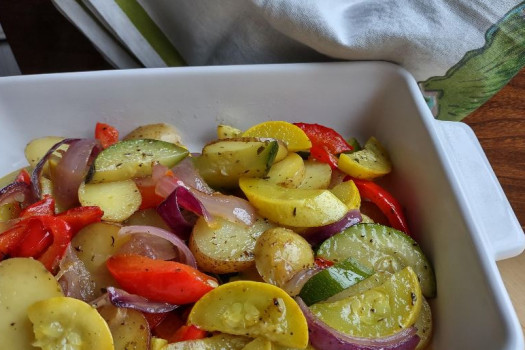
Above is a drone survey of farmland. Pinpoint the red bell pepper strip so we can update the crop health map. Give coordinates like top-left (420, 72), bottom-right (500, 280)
top-left (19, 195), bottom-right (55, 218)
top-left (12, 219), bottom-right (52, 258)
top-left (33, 216), bottom-right (73, 272)
top-left (0, 215), bottom-right (72, 271)
top-left (171, 325), bottom-right (207, 343)
top-left (352, 178), bottom-right (411, 235)
top-left (57, 206), bottom-right (104, 235)
top-left (314, 257), bottom-right (335, 269)
top-left (136, 183), bottom-right (165, 210)
top-left (106, 254), bottom-right (217, 305)
top-left (95, 122), bottom-right (119, 149)
top-left (294, 123), bottom-right (353, 169)
top-left (0, 221), bottom-right (30, 259)
top-left (15, 169), bottom-right (31, 185)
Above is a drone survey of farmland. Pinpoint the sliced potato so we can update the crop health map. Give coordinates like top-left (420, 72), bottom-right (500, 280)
top-left (0, 202), bottom-right (21, 222)
top-left (24, 136), bottom-right (65, 168)
top-left (78, 180), bottom-right (141, 222)
top-left (0, 258), bottom-right (64, 350)
top-left (70, 222), bottom-right (129, 298)
top-left (193, 138), bottom-right (279, 188)
top-left (125, 208), bottom-right (171, 231)
top-left (0, 167), bottom-right (26, 189)
top-left (330, 179), bottom-right (361, 209)
top-left (266, 153), bottom-right (305, 188)
top-left (242, 337), bottom-right (272, 350)
top-left (254, 227), bottom-right (314, 289)
top-left (98, 305), bottom-right (150, 350)
top-left (217, 124), bottom-right (242, 139)
top-left (190, 216), bottom-right (274, 274)
top-left (124, 123), bottom-right (184, 146)
top-left (272, 139), bottom-right (289, 163)
top-left (297, 160), bottom-right (332, 190)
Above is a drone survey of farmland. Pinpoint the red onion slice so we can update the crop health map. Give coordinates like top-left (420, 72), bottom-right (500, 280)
top-left (190, 190), bottom-right (255, 226)
top-left (152, 163), bottom-right (256, 227)
top-left (282, 267), bottom-right (321, 296)
top-left (106, 286), bottom-right (179, 313)
top-left (30, 138), bottom-right (80, 199)
top-left (0, 181), bottom-right (34, 208)
top-left (171, 158), bottom-right (214, 194)
top-left (118, 225), bottom-right (197, 268)
top-left (155, 176), bottom-right (256, 238)
top-left (296, 297), bottom-right (420, 350)
top-left (116, 233), bottom-right (177, 261)
top-left (157, 186), bottom-right (206, 240)
top-left (51, 138), bottom-right (100, 209)
top-left (302, 209), bottom-right (362, 246)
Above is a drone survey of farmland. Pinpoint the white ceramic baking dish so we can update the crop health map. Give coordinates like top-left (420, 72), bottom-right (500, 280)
top-left (0, 62), bottom-right (523, 349)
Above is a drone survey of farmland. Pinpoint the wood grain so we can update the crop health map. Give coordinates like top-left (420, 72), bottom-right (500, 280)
top-left (0, 0), bottom-right (524, 345)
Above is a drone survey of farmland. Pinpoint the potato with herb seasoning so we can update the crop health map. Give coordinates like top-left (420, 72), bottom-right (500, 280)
top-left (254, 227), bottom-right (314, 289)
top-left (189, 216), bottom-right (274, 274)
top-left (123, 123), bottom-right (184, 146)
top-left (70, 222), bottom-right (129, 299)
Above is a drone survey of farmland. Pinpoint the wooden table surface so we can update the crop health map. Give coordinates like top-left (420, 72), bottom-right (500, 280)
top-left (1, 0), bottom-right (524, 344)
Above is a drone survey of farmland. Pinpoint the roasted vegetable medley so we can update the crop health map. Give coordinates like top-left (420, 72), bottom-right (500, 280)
top-left (0, 120), bottom-right (436, 349)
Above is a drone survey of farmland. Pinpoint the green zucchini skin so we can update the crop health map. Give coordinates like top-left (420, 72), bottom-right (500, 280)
top-left (316, 223), bottom-right (436, 298)
top-left (87, 139), bottom-right (189, 183)
top-left (299, 257), bottom-right (372, 306)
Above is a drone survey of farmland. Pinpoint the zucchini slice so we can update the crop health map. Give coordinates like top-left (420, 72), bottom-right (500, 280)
top-left (193, 138), bottom-right (279, 188)
top-left (88, 139), bottom-right (189, 183)
top-left (299, 257), bottom-right (373, 306)
top-left (316, 223), bottom-right (436, 298)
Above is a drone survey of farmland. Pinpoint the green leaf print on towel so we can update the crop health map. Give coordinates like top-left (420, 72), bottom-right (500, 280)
top-left (420, 2), bottom-right (525, 121)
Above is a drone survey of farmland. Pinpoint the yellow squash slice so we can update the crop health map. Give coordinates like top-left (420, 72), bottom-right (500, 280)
top-left (338, 137), bottom-right (392, 180)
top-left (188, 281), bottom-right (309, 348)
top-left (28, 296), bottom-right (114, 350)
top-left (242, 121), bottom-right (311, 152)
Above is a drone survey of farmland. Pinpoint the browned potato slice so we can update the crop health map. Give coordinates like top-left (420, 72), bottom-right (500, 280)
top-left (124, 123), bottom-right (184, 146)
top-left (98, 305), bottom-right (150, 350)
top-left (71, 222), bottom-right (129, 298)
top-left (125, 208), bottom-right (171, 231)
top-left (297, 160), bottom-right (332, 189)
top-left (189, 216), bottom-right (274, 274)
top-left (24, 136), bottom-right (66, 168)
top-left (266, 152), bottom-right (305, 188)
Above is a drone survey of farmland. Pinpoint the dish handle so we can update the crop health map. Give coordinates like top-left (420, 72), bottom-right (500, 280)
top-left (434, 121), bottom-right (524, 261)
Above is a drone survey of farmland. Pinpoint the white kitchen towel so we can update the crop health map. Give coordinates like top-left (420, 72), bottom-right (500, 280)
top-left (136, 0), bottom-right (525, 121)
top-left (60, 0), bottom-right (525, 121)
